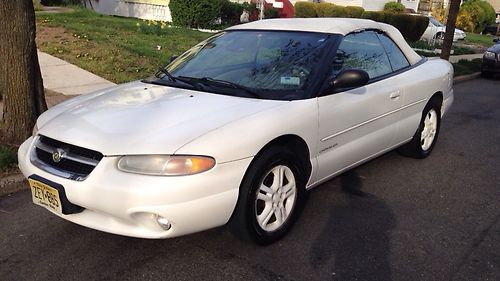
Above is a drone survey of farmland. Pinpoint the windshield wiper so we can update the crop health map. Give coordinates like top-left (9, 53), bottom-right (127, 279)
top-left (179, 76), bottom-right (262, 99)
top-left (156, 67), bottom-right (176, 82)
top-left (153, 69), bottom-right (203, 89)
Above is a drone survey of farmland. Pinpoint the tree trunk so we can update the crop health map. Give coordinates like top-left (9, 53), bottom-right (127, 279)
top-left (0, 0), bottom-right (47, 145)
top-left (440, 0), bottom-right (461, 60)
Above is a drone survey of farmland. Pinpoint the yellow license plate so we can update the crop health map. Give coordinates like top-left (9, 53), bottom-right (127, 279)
top-left (29, 179), bottom-right (62, 215)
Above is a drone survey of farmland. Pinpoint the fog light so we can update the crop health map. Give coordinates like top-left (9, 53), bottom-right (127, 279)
top-left (155, 215), bottom-right (171, 231)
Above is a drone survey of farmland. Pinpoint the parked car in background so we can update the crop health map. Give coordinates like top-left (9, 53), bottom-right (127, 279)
top-left (421, 16), bottom-right (466, 41)
top-left (483, 22), bottom-right (499, 36)
top-left (18, 18), bottom-right (454, 244)
top-left (481, 38), bottom-right (500, 77)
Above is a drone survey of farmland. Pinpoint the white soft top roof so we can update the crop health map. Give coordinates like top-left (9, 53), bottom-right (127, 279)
top-left (226, 18), bottom-right (422, 65)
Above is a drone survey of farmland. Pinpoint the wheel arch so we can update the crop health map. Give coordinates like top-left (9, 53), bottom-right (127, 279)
top-left (429, 92), bottom-right (444, 114)
top-left (253, 134), bottom-right (313, 183)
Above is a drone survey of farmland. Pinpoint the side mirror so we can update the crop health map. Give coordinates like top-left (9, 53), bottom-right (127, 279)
top-left (326, 69), bottom-right (369, 94)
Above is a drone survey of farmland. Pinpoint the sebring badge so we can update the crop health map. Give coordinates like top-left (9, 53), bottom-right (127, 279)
top-left (52, 148), bottom-right (66, 163)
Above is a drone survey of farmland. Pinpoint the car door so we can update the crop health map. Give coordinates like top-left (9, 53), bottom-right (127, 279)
top-left (315, 30), bottom-right (406, 182)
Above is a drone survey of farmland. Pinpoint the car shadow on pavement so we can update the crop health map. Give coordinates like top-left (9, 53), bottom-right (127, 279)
top-left (310, 170), bottom-right (396, 281)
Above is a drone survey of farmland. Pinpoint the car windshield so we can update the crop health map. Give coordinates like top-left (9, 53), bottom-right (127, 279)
top-left (150, 30), bottom-right (332, 100)
top-left (429, 17), bottom-right (444, 27)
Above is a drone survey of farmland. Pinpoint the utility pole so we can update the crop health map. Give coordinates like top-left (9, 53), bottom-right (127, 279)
top-left (259, 0), bottom-right (265, 20)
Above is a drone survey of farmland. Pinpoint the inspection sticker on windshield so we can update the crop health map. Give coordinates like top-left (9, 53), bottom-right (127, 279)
top-left (280, 76), bottom-right (300, 85)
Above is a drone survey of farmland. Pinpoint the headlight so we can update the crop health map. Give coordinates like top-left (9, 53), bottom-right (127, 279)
top-left (117, 155), bottom-right (215, 176)
top-left (484, 51), bottom-right (496, 60)
top-left (32, 123), bottom-right (39, 136)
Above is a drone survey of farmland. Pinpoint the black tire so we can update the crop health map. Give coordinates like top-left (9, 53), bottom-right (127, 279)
top-left (398, 97), bottom-right (442, 159)
top-left (435, 32), bottom-right (444, 40)
top-left (229, 146), bottom-right (307, 245)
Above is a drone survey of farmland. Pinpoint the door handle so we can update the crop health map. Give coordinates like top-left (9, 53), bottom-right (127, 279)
top-left (389, 91), bottom-right (401, 100)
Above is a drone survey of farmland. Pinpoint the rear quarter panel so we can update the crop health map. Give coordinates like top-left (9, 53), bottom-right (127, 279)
top-left (396, 58), bottom-right (453, 143)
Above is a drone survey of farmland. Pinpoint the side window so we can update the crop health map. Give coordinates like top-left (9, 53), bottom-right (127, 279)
top-left (332, 31), bottom-right (392, 79)
top-left (377, 32), bottom-right (410, 71)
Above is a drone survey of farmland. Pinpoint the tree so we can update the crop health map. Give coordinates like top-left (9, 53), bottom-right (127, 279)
top-left (0, 0), bottom-right (47, 145)
top-left (440, 0), bottom-right (461, 60)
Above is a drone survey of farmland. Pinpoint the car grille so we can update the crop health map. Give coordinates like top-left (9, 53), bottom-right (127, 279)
top-left (30, 135), bottom-right (104, 181)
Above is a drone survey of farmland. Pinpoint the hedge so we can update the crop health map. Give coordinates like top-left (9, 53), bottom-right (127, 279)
top-left (361, 11), bottom-right (386, 22)
top-left (295, 2), bottom-right (428, 42)
top-left (296, 2), bottom-right (365, 18)
top-left (295, 2), bottom-right (317, 18)
top-left (345, 6), bottom-right (364, 18)
top-left (363, 12), bottom-right (428, 42)
top-left (169, 0), bottom-right (225, 28)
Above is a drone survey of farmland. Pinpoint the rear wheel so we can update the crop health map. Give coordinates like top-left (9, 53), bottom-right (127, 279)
top-left (399, 98), bottom-right (441, 159)
top-left (435, 32), bottom-right (444, 40)
top-left (229, 146), bottom-right (306, 244)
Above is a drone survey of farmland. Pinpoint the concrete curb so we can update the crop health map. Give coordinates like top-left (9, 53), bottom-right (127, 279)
top-left (0, 172), bottom-right (27, 197)
top-left (453, 72), bottom-right (481, 84)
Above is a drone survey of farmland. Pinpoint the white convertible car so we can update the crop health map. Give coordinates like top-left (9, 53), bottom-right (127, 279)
top-left (18, 18), bottom-right (454, 244)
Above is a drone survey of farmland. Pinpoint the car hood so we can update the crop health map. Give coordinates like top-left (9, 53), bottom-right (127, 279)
top-left (37, 81), bottom-right (285, 156)
top-left (487, 43), bottom-right (500, 53)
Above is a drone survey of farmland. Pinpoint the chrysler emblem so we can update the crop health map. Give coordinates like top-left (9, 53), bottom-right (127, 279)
top-left (52, 148), bottom-right (66, 163)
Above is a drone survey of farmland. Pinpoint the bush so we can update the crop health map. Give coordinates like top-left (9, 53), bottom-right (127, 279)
top-left (432, 5), bottom-right (447, 23)
top-left (456, 0), bottom-right (496, 33)
top-left (311, 3), bottom-right (364, 18)
top-left (413, 15), bottom-right (430, 42)
top-left (221, 1), bottom-right (243, 25)
top-left (0, 146), bottom-right (17, 171)
top-left (314, 2), bottom-right (331, 17)
top-left (345, 6), bottom-right (364, 18)
top-left (169, 0), bottom-right (225, 29)
top-left (362, 11), bottom-right (428, 42)
top-left (265, 7), bottom-right (280, 19)
top-left (384, 2), bottom-right (406, 14)
top-left (325, 5), bottom-right (347, 17)
top-left (295, 2), bottom-right (426, 42)
top-left (386, 13), bottom-right (416, 40)
top-left (295, 1), bottom-right (317, 18)
top-left (361, 11), bottom-right (386, 22)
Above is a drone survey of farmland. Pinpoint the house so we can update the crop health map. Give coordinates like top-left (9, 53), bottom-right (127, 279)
top-left (86, 0), bottom-right (172, 22)
top-left (85, 0), bottom-right (295, 22)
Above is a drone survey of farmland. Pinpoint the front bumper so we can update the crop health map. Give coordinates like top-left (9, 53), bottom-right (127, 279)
top-left (18, 137), bottom-right (252, 239)
top-left (482, 58), bottom-right (500, 73)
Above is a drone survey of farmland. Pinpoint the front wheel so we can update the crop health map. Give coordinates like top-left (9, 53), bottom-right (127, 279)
top-left (399, 98), bottom-right (441, 159)
top-left (229, 146), bottom-right (306, 244)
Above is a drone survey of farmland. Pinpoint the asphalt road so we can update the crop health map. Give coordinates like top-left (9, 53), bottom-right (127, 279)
top-left (1, 78), bottom-right (499, 281)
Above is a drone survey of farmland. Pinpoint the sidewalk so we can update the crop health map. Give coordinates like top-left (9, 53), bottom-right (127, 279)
top-left (448, 53), bottom-right (484, 63)
top-left (428, 53), bottom-right (484, 63)
top-left (38, 51), bottom-right (115, 98)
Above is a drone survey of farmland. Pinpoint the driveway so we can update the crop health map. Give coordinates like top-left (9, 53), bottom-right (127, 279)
top-left (1, 78), bottom-right (499, 281)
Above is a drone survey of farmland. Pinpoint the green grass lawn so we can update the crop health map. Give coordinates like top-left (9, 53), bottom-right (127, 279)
top-left (410, 40), bottom-right (477, 57)
top-left (0, 146), bottom-right (17, 172)
top-left (36, 9), bottom-right (212, 83)
top-left (452, 58), bottom-right (483, 77)
top-left (465, 33), bottom-right (497, 48)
